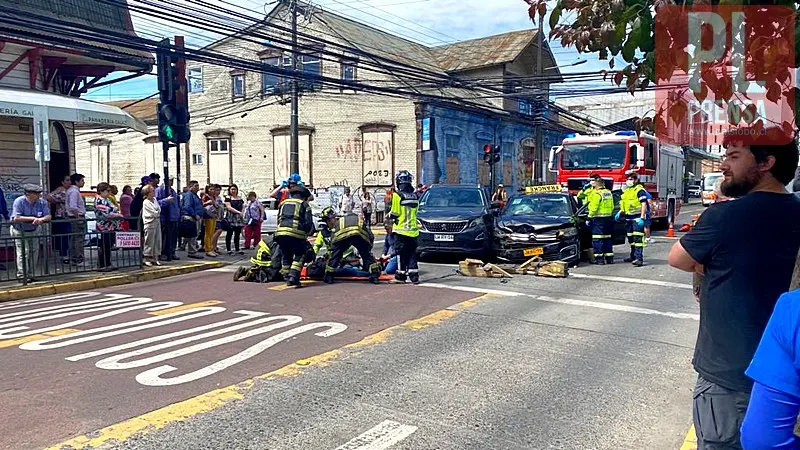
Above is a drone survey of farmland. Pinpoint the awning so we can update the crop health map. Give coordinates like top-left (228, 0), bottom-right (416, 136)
top-left (0, 87), bottom-right (148, 134)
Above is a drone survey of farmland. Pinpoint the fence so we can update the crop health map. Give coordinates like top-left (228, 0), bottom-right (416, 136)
top-left (0, 217), bottom-right (143, 286)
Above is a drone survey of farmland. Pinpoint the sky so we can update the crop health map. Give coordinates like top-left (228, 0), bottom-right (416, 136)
top-left (85, 0), bottom-right (621, 102)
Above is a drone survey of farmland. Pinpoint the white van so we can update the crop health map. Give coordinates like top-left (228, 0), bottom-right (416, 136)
top-left (701, 172), bottom-right (724, 207)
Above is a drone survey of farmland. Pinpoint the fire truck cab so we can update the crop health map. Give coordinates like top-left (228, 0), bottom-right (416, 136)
top-left (548, 130), bottom-right (683, 227)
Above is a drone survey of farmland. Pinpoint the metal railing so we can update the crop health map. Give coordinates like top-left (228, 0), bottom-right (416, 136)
top-left (0, 217), bottom-right (143, 286)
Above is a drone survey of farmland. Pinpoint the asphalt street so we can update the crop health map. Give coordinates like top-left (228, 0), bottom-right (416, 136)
top-left (0, 202), bottom-right (705, 450)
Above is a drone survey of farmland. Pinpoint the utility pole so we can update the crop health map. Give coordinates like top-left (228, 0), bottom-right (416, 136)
top-left (289, 0), bottom-right (300, 176)
top-left (534, 18), bottom-right (544, 184)
top-left (175, 35), bottom-right (186, 192)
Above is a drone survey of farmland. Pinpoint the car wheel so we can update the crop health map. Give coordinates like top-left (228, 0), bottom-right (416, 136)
top-left (416, 251), bottom-right (427, 262)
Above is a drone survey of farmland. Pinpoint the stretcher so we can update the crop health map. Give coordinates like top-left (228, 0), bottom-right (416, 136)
top-left (298, 266), bottom-right (395, 281)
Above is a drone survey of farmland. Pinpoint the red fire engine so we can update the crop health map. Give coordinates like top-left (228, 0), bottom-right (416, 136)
top-left (548, 130), bottom-right (684, 225)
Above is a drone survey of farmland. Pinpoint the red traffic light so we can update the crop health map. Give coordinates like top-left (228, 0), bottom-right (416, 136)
top-left (483, 144), bottom-right (493, 154)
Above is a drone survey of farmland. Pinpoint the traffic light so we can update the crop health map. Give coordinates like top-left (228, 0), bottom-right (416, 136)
top-left (156, 38), bottom-right (190, 144)
top-left (483, 144), bottom-right (493, 164)
top-left (483, 144), bottom-right (500, 165)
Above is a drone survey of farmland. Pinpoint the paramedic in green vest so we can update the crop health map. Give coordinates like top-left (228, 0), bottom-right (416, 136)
top-left (587, 177), bottom-right (615, 265)
top-left (616, 172), bottom-right (649, 266)
top-left (576, 173), bottom-right (600, 205)
top-left (274, 185), bottom-right (315, 287)
top-left (322, 210), bottom-right (380, 285)
top-left (389, 170), bottom-right (420, 284)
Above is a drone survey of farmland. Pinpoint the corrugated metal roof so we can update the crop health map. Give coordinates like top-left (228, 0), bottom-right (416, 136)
top-left (314, 10), bottom-right (446, 75)
top-left (0, 0), bottom-right (154, 70)
top-left (431, 30), bottom-right (536, 73)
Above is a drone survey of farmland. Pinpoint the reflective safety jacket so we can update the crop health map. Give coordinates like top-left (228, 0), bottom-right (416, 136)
top-left (576, 185), bottom-right (593, 203)
top-left (390, 190), bottom-right (419, 238)
top-left (313, 224), bottom-right (359, 265)
top-left (587, 188), bottom-right (614, 218)
top-left (275, 198), bottom-right (314, 239)
top-left (620, 184), bottom-right (647, 217)
top-left (331, 213), bottom-right (370, 244)
top-left (250, 240), bottom-right (273, 268)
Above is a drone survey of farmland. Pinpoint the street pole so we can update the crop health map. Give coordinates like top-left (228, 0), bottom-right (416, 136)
top-left (289, 0), bottom-right (300, 176)
top-left (534, 18), bottom-right (544, 184)
top-left (175, 35), bottom-right (186, 192)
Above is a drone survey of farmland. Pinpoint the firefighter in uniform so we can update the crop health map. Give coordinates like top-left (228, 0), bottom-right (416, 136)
top-left (274, 186), bottom-right (315, 286)
top-left (389, 170), bottom-right (420, 284)
top-left (586, 177), bottom-right (615, 264)
top-left (233, 238), bottom-right (283, 283)
top-left (308, 207), bottom-right (360, 275)
top-left (616, 172), bottom-right (649, 267)
top-left (322, 212), bottom-right (380, 285)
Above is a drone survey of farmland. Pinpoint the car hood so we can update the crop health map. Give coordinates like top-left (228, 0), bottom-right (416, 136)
top-left (496, 215), bottom-right (574, 233)
top-left (418, 207), bottom-right (485, 221)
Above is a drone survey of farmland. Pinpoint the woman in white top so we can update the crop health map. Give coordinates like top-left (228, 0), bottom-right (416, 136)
top-left (141, 185), bottom-right (162, 266)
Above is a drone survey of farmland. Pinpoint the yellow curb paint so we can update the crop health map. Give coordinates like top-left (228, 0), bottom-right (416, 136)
top-left (46, 293), bottom-right (492, 450)
top-left (148, 301), bottom-right (225, 316)
top-left (0, 262), bottom-right (225, 303)
top-left (0, 329), bottom-right (80, 349)
top-left (268, 280), bottom-right (317, 291)
top-left (680, 425), bottom-right (697, 450)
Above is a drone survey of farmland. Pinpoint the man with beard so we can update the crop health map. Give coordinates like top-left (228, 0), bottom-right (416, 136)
top-left (668, 127), bottom-right (800, 449)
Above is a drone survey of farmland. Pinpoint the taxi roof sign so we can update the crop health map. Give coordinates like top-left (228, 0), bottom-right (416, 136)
top-left (524, 184), bottom-right (563, 194)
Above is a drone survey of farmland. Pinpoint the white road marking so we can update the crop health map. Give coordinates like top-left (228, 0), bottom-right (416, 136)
top-left (208, 266), bottom-right (238, 272)
top-left (335, 420), bottom-right (418, 450)
top-left (568, 273), bottom-right (692, 290)
top-left (421, 283), bottom-right (699, 320)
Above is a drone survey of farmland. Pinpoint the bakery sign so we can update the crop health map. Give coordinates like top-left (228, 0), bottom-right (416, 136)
top-left (0, 103), bottom-right (34, 118)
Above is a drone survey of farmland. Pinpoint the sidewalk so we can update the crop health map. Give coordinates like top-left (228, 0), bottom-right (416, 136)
top-left (0, 250), bottom-right (250, 303)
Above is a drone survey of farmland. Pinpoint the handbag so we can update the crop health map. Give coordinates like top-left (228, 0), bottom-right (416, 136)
top-left (178, 218), bottom-right (198, 238)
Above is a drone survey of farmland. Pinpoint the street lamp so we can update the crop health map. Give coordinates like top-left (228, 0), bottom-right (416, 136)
top-left (542, 58), bottom-right (587, 71)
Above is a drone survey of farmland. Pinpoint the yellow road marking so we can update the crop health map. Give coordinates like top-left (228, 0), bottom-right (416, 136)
top-left (680, 425), bottom-right (696, 450)
top-left (268, 280), bottom-right (317, 291)
top-left (148, 301), bottom-right (224, 316)
top-left (0, 329), bottom-right (80, 349)
top-left (46, 293), bottom-right (494, 450)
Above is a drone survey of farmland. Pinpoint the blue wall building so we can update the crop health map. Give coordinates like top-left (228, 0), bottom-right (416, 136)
top-left (417, 103), bottom-right (577, 193)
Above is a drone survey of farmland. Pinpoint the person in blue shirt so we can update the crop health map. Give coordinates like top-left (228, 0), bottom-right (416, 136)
top-left (10, 184), bottom-right (51, 283)
top-left (179, 180), bottom-right (205, 260)
top-left (741, 290), bottom-right (800, 449)
top-left (381, 220), bottom-right (398, 275)
top-left (156, 177), bottom-right (179, 261)
top-left (0, 185), bottom-right (8, 271)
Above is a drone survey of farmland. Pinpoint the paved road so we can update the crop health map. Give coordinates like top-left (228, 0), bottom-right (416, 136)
top-left (0, 205), bottom-right (703, 450)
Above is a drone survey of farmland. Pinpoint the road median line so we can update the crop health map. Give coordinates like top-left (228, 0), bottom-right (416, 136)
top-left (0, 262), bottom-right (226, 304)
top-left (46, 293), bottom-right (495, 450)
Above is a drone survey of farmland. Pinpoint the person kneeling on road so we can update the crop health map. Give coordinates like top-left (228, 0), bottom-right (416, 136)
top-left (233, 238), bottom-right (283, 283)
top-left (274, 186), bottom-right (315, 287)
top-left (380, 220), bottom-right (398, 275)
top-left (321, 210), bottom-right (380, 285)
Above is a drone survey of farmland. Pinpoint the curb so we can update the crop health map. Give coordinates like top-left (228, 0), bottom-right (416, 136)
top-left (0, 261), bottom-right (226, 303)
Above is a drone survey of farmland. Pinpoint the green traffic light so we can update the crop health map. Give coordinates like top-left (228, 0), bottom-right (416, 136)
top-left (163, 125), bottom-right (174, 140)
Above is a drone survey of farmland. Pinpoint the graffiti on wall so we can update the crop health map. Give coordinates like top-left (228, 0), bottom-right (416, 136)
top-left (362, 131), bottom-right (393, 186)
top-left (334, 139), bottom-right (362, 162)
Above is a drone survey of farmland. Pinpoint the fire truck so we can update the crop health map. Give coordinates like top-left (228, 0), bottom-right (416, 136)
top-left (547, 130), bottom-right (684, 226)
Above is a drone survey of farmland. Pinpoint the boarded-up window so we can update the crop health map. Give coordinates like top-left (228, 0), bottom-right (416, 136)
top-left (273, 134), bottom-right (311, 185)
top-left (446, 157), bottom-right (459, 184)
top-left (502, 143), bottom-right (514, 186)
top-left (362, 129), bottom-right (393, 186)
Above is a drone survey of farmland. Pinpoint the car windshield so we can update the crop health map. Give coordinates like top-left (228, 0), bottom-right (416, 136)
top-left (561, 142), bottom-right (627, 170)
top-left (703, 174), bottom-right (723, 189)
top-left (421, 188), bottom-right (484, 208)
top-left (504, 195), bottom-right (572, 217)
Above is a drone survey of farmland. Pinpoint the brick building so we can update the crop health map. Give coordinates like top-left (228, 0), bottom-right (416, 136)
top-left (80, 2), bottom-right (577, 197)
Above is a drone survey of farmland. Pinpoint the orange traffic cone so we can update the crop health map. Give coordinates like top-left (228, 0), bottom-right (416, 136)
top-left (667, 221), bottom-right (675, 237)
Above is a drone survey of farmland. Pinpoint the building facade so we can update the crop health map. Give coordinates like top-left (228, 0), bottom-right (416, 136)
top-left (0, 0), bottom-right (152, 206)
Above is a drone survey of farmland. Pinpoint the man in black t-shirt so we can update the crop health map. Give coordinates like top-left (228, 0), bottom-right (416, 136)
top-left (668, 128), bottom-right (800, 449)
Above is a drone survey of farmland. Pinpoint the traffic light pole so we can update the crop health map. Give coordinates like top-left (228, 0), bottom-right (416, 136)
top-left (289, 0), bottom-right (300, 176)
top-left (175, 35), bottom-right (186, 192)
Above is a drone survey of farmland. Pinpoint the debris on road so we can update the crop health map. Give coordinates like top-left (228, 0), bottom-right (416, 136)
top-left (457, 257), bottom-right (568, 279)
